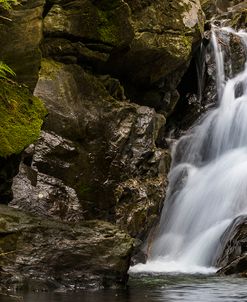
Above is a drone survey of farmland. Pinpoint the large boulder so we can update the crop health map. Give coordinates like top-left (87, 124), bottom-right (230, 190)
top-left (0, 205), bottom-right (134, 291)
top-left (116, 0), bottom-right (204, 86)
top-left (0, 0), bottom-right (45, 90)
top-left (11, 59), bottom-right (170, 240)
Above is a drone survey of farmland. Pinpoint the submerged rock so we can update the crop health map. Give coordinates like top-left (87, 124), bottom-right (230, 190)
top-left (0, 205), bottom-right (134, 291)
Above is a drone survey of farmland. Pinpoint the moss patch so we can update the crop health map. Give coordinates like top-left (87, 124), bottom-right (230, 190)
top-left (0, 79), bottom-right (47, 158)
top-left (39, 58), bottom-right (63, 80)
top-left (97, 9), bottom-right (122, 46)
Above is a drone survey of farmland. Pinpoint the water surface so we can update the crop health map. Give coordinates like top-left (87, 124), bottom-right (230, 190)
top-left (2, 274), bottom-right (247, 302)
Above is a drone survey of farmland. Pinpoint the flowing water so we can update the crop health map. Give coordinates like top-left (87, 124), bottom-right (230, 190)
top-left (131, 26), bottom-right (247, 274)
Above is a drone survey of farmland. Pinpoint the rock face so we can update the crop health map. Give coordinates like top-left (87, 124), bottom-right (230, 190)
top-left (0, 205), bottom-right (134, 291)
top-left (216, 216), bottom-right (247, 276)
top-left (0, 0), bottom-right (45, 90)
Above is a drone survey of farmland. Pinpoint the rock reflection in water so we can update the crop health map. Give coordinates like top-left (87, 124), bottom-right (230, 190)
top-left (1, 276), bottom-right (247, 302)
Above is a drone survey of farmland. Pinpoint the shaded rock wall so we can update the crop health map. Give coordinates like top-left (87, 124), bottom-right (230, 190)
top-left (0, 0), bottom-right (44, 90)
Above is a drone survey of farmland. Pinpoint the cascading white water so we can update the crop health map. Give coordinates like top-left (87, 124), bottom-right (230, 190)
top-left (131, 27), bottom-right (247, 274)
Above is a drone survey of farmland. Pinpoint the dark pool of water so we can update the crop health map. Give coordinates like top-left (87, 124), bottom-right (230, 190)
top-left (2, 274), bottom-right (247, 302)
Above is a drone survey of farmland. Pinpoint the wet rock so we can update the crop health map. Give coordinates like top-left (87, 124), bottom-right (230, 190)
top-left (10, 132), bottom-right (84, 223)
top-left (218, 255), bottom-right (247, 276)
top-left (0, 0), bottom-right (45, 90)
top-left (215, 216), bottom-right (247, 272)
top-left (41, 38), bottom-right (110, 69)
top-left (0, 205), bottom-right (134, 291)
top-left (200, 0), bottom-right (217, 19)
top-left (11, 59), bottom-right (169, 240)
top-left (215, 215), bottom-right (247, 276)
top-left (229, 33), bottom-right (247, 76)
top-left (115, 168), bottom-right (170, 240)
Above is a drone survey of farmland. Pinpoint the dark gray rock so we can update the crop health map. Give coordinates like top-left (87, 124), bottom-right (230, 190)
top-left (215, 215), bottom-right (247, 274)
top-left (0, 205), bottom-right (134, 291)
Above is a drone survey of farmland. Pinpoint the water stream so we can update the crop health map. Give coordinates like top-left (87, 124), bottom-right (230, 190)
top-left (131, 26), bottom-right (247, 274)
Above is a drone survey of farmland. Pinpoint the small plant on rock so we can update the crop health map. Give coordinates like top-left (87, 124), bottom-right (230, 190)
top-left (0, 0), bottom-right (18, 10)
top-left (0, 61), bottom-right (15, 80)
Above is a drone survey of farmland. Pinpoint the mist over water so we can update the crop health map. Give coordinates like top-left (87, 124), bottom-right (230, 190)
top-left (131, 27), bottom-right (247, 274)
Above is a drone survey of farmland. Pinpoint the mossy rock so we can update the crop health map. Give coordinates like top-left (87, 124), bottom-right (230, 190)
top-left (0, 79), bottom-right (47, 158)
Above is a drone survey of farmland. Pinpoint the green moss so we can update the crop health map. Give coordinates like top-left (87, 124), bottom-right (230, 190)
top-left (39, 59), bottom-right (63, 80)
top-left (97, 9), bottom-right (120, 46)
top-left (0, 79), bottom-right (47, 158)
top-left (77, 184), bottom-right (92, 196)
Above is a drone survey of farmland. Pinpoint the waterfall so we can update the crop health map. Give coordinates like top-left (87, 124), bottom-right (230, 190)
top-left (131, 27), bottom-right (247, 274)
